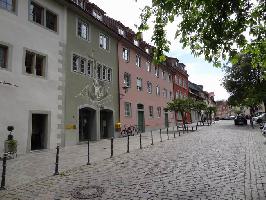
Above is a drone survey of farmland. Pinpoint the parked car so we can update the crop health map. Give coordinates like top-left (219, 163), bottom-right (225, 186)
top-left (234, 115), bottom-right (247, 125)
top-left (252, 113), bottom-right (266, 123)
top-left (230, 115), bottom-right (236, 120)
top-left (262, 123), bottom-right (266, 135)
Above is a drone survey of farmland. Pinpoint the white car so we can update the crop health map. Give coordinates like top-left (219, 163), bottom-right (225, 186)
top-left (253, 113), bottom-right (266, 123)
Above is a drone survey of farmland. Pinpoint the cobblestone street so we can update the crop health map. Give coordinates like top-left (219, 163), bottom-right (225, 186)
top-left (1, 120), bottom-right (266, 199)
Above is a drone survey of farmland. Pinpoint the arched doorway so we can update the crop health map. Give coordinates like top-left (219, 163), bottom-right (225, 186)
top-left (137, 104), bottom-right (145, 132)
top-left (100, 109), bottom-right (114, 139)
top-left (79, 107), bottom-right (96, 141)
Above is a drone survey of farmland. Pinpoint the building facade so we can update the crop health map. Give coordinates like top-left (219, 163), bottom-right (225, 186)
top-left (62, 0), bottom-right (119, 145)
top-left (0, 0), bottom-right (66, 154)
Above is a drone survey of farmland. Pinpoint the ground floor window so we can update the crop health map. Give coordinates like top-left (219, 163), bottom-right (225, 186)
top-left (124, 102), bottom-right (132, 117)
top-left (0, 44), bottom-right (8, 69)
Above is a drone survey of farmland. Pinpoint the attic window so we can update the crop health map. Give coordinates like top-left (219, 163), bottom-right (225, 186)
top-left (134, 40), bottom-right (139, 46)
top-left (92, 10), bottom-right (102, 21)
top-left (72, 0), bottom-right (84, 8)
top-left (145, 48), bottom-right (149, 54)
top-left (118, 27), bottom-right (124, 36)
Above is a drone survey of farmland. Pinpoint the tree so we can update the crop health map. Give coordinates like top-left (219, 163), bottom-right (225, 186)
top-left (223, 54), bottom-right (266, 113)
top-left (193, 101), bottom-right (208, 122)
top-left (167, 98), bottom-right (194, 128)
top-left (138, 0), bottom-right (266, 71)
top-left (205, 106), bottom-right (217, 124)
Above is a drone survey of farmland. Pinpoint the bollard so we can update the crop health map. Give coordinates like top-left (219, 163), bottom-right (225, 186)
top-left (0, 153), bottom-right (8, 190)
top-left (174, 129), bottom-right (176, 138)
top-left (173, 127), bottom-right (176, 138)
top-left (167, 128), bottom-right (169, 140)
top-left (160, 129), bottom-right (162, 142)
top-left (186, 125), bottom-right (189, 133)
top-left (196, 125), bottom-right (198, 131)
top-left (127, 134), bottom-right (129, 153)
top-left (54, 145), bottom-right (60, 175)
top-left (151, 131), bottom-right (154, 145)
top-left (192, 127), bottom-right (194, 132)
top-left (87, 140), bottom-right (90, 165)
top-left (140, 133), bottom-right (142, 149)
top-left (179, 130), bottom-right (181, 136)
top-left (110, 137), bottom-right (114, 158)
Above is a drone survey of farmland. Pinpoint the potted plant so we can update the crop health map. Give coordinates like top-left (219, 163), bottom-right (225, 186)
top-left (4, 126), bottom-right (17, 157)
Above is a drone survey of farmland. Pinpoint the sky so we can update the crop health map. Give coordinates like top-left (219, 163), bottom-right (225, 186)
top-left (90, 0), bottom-right (230, 101)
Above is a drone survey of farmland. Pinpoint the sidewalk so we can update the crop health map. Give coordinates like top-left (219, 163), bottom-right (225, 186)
top-left (0, 125), bottom-right (194, 189)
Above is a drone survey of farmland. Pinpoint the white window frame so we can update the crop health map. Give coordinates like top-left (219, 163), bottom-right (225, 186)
top-left (146, 61), bottom-right (151, 72)
top-left (147, 81), bottom-right (152, 94)
top-left (137, 77), bottom-right (142, 91)
top-left (156, 85), bottom-right (160, 96)
top-left (124, 72), bottom-right (131, 88)
top-left (149, 106), bottom-right (154, 118)
top-left (99, 33), bottom-right (109, 50)
top-left (136, 54), bottom-right (141, 67)
top-left (77, 18), bottom-right (89, 41)
top-left (124, 102), bottom-right (132, 117)
top-left (122, 48), bottom-right (129, 62)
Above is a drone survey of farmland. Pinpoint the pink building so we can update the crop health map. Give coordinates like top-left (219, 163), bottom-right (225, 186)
top-left (117, 39), bottom-right (176, 132)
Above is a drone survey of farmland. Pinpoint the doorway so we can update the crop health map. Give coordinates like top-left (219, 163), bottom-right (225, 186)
top-left (165, 112), bottom-right (169, 128)
top-left (137, 104), bottom-right (145, 132)
top-left (31, 114), bottom-right (48, 150)
top-left (79, 107), bottom-right (96, 141)
top-left (100, 109), bottom-right (114, 139)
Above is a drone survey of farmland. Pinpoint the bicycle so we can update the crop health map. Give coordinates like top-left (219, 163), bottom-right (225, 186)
top-left (120, 125), bottom-right (140, 137)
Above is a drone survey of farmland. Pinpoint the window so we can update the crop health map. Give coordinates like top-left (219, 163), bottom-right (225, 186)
top-left (137, 77), bottom-right (142, 91)
top-left (146, 48), bottom-right (150, 54)
top-left (72, 54), bottom-right (93, 76)
top-left (146, 61), bottom-right (151, 72)
top-left (157, 107), bottom-right (161, 118)
top-left (0, 45), bottom-right (8, 69)
top-left (25, 50), bottom-right (45, 77)
top-left (29, 1), bottom-right (58, 32)
top-left (149, 106), bottom-right (154, 118)
top-left (77, 19), bottom-right (89, 40)
top-left (97, 63), bottom-right (102, 80)
top-left (136, 54), bottom-right (141, 67)
top-left (155, 66), bottom-right (159, 77)
top-left (30, 2), bottom-right (44, 25)
top-left (118, 27), bottom-right (124, 36)
top-left (99, 33), bottom-right (109, 50)
top-left (124, 102), bottom-right (132, 117)
top-left (156, 85), bottom-right (160, 96)
top-left (163, 88), bottom-right (167, 98)
top-left (124, 72), bottom-right (131, 88)
top-left (0, 0), bottom-right (16, 12)
top-left (169, 91), bottom-right (172, 100)
top-left (122, 48), bottom-right (129, 62)
top-left (71, 0), bottom-right (84, 8)
top-left (46, 10), bottom-right (57, 31)
top-left (134, 40), bottom-right (139, 46)
top-left (168, 74), bottom-right (172, 82)
top-left (92, 10), bottom-right (102, 21)
top-left (102, 66), bottom-right (107, 80)
top-left (147, 81), bottom-right (152, 94)
top-left (162, 71), bottom-right (166, 80)
top-left (179, 77), bottom-right (182, 86)
top-left (87, 59), bottom-right (93, 76)
top-left (107, 68), bottom-right (112, 82)
top-left (175, 92), bottom-right (179, 99)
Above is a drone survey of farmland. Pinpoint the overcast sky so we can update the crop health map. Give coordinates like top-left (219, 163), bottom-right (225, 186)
top-left (90, 0), bottom-right (230, 101)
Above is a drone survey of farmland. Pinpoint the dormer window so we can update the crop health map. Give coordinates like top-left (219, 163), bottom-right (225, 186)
top-left (71, 0), bottom-right (84, 8)
top-left (145, 48), bottom-right (149, 54)
top-left (134, 40), bottom-right (139, 46)
top-left (118, 27), bottom-right (124, 36)
top-left (92, 10), bottom-right (102, 21)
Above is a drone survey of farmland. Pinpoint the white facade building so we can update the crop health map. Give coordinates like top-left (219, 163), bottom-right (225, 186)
top-left (0, 0), bottom-right (66, 154)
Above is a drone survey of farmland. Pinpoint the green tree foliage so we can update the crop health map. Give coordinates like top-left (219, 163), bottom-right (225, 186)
top-left (193, 101), bottom-right (208, 121)
top-left (223, 54), bottom-right (266, 112)
top-left (138, 0), bottom-right (266, 69)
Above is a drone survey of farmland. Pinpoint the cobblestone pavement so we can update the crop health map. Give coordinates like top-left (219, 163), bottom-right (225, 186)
top-left (1, 121), bottom-right (266, 199)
